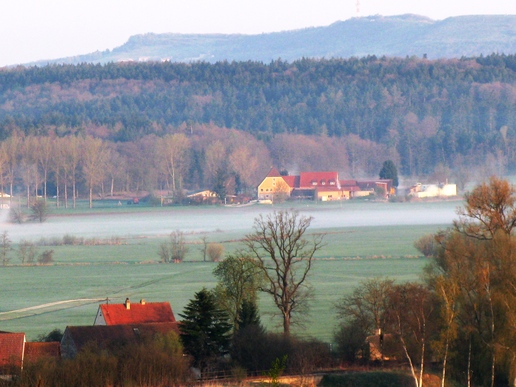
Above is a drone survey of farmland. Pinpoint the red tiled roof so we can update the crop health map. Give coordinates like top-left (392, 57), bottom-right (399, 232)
top-left (282, 175), bottom-right (298, 188)
top-left (98, 300), bottom-right (176, 325)
top-left (24, 342), bottom-right (60, 363)
top-left (265, 167), bottom-right (282, 178)
top-left (299, 171), bottom-right (340, 189)
top-left (0, 332), bottom-right (25, 368)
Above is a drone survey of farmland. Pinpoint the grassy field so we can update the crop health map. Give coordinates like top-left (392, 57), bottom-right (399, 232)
top-left (0, 199), bottom-right (457, 341)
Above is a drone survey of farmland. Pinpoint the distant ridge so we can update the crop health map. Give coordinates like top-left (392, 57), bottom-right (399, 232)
top-left (29, 14), bottom-right (516, 66)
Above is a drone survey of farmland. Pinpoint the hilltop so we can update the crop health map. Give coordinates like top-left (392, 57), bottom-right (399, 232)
top-left (29, 14), bottom-right (516, 66)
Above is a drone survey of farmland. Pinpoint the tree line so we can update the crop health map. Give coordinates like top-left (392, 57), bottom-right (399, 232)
top-left (0, 126), bottom-right (407, 209)
top-left (1, 54), bottom-right (516, 177)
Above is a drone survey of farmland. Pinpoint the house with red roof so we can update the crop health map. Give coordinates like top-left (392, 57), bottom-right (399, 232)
top-left (257, 168), bottom-right (394, 201)
top-left (61, 322), bottom-right (180, 359)
top-left (257, 167), bottom-right (295, 202)
top-left (58, 298), bottom-right (180, 359)
top-left (0, 331), bottom-right (61, 377)
top-left (0, 332), bottom-right (25, 376)
top-left (94, 298), bottom-right (177, 326)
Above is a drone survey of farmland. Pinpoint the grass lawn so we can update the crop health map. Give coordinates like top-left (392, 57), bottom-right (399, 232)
top-left (0, 199), bottom-right (456, 341)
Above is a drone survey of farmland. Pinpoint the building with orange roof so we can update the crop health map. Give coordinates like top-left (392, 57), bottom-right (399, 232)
top-left (257, 167), bottom-right (295, 202)
top-left (94, 298), bottom-right (176, 326)
top-left (0, 332), bottom-right (25, 377)
top-left (257, 168), bottom-right (393, 201)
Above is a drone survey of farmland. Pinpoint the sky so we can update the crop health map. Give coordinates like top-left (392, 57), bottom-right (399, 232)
top-left (1, 0), bottom-right (516, 67)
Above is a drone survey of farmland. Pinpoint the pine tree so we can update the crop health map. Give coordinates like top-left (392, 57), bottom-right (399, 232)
top-left (237, 299), bottom-right (263, 332)
top-left (179, 288), bottom-right (232, 372)
top-left (379, 160), bottom-right (399, 188)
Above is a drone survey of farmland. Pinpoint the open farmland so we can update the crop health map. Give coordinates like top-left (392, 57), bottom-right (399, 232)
top-left (0, 199), bottom-right (460, 341)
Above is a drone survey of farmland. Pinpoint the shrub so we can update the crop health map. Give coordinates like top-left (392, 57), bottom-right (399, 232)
top-left (30, 199), bottom-right (49, 223)
top-left (414, 234), bottom-right (437, 257)
top-left (9, 205), bottom-right (26, 224)
top-left (207, 243), bottom-right (224, 262)
top-left (38, 249), bottom-right (54, 264)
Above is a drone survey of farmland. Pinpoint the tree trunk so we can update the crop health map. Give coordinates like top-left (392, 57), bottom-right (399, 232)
top-left (283, 313), bottom-right (290, 336)
top-left (55, 176), bottom-right (59, 208)
top-left (419, 338), bottom-right (425, 387)
top-left (467, 338), bottom-right (472, 387)
top-left (44, 170), bottom-right (47, 202)
top-left (441, 337), bottom-right (449, 387)
top-left (73, 180), bottom-right (76, 209)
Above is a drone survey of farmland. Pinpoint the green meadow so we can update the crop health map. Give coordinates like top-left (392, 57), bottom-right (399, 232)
top-left (0, 199), bottom-right (458, 341)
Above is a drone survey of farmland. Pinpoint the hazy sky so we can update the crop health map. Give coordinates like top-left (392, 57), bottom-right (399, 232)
top-left (1, 0), bottom-right (516, 67)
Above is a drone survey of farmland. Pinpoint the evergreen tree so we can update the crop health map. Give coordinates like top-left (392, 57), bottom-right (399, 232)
top-left (237, 299), bottom-right (263, 332)
top-left (179, 288), bottom-right (232, 372)
top-left (379, 160), bottom-right (399, 188)
top-left (231, 299), bottom-right (268, 374)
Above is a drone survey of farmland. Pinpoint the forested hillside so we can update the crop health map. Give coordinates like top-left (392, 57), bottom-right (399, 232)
top-left (1, 55), bottom-right (516, 190)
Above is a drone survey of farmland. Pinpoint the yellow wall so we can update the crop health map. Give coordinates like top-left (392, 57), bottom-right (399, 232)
top-left (257, 177), bottom-right (290, 199)
top-left (317, 189), bottom-right (350, 201)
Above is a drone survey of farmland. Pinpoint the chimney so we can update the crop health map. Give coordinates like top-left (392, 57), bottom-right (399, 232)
top-left (140, 299), bottom-right (146, 305)
top-left (124, 298), bottom-right (130, 310)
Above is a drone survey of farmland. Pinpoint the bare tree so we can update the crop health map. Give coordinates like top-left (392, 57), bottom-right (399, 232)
top-left (18, 240), bottom-right (37, 264)
top-left (385, 283), bottom-right (436, 387)
top-left (200, 235), bottom-right (209, 262)
top-left (158, 230), bottom-right (189, 263)
top-left (158, 134), bottom-right (190, 194)
top-left (2, 134), bottom-right (22, 204)
top-left (0, 231), bottom-right (12, 266)
top-left (244, 210), bottom-right (324, 335)
top-left (81, 136), bottom-right (109, 208)
top-left (30, 199), bottom-right (49, 223)
top-left (62, 136), bottom-right (81, 208)
top-left (35, 136), bottom-right (53, 202)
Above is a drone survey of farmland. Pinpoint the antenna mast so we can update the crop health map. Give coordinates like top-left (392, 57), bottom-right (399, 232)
top-left (356, 0), bottom-right (360, 17)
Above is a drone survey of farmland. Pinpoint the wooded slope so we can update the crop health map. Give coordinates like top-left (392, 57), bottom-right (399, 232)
top-left (1, 55), bottom-right (516, 178)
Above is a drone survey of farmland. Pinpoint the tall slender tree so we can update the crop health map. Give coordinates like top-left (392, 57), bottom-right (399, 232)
top-left (81, 136), bottom-right (109, 208)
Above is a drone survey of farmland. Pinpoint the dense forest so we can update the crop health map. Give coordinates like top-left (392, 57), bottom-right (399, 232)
top-left (2, 54), bottom-right (516, 187)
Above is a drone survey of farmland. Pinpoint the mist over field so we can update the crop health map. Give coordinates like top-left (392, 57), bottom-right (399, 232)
top-left (0, 200), bottom-right (460, 243)
top-left (0, 199), bottom-right (461, 340)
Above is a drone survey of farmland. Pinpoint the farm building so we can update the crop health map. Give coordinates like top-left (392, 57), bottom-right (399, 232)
top-left (61, 322), bottom-right (180, 359)
top-left (0, 331), bottom-right (60, 378)
top-left (94, 298), bottom-right (177, 326)
top-left (257, 167), bottom-right (394, 201)
top-left (407, 182), bottom-right (458, 198)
